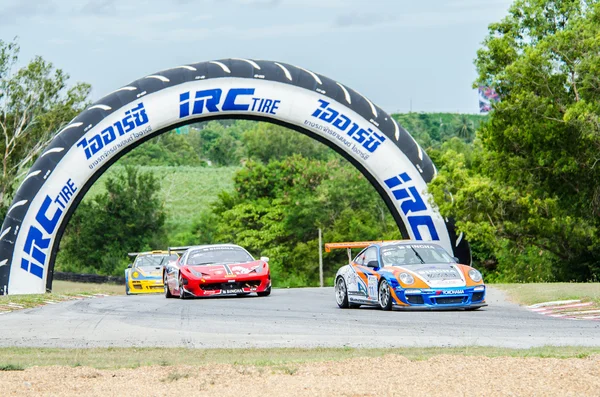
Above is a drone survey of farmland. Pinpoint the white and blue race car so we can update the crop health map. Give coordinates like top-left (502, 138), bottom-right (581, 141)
top-left (329, 240), bottom-right (486, 310)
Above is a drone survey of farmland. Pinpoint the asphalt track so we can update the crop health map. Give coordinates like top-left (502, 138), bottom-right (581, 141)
top-left (1, 287), bottom-right (599, 349)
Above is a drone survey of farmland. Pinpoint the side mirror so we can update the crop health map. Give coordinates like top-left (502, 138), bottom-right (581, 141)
top-left (127, 263), bottom-right (133, 268)
top-left (260, 256), bottom-right (270, 263)
top-left (367, 260), bottom-right (379, 268)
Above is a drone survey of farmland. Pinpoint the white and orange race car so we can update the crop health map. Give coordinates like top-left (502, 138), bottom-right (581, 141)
top-left (330, 240), bottom-right (486, 310)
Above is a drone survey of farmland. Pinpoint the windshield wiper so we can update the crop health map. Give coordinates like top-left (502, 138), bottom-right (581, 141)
top-left (409, 246), bottom-right (425, 264)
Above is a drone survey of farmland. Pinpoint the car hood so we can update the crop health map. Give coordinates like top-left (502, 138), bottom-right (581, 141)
top-left (188, 261), bottom-right (264, 277)
top-left (393, 263), bottom-right (466, 288)
top-left (132, 267), bottom-right (162, 279)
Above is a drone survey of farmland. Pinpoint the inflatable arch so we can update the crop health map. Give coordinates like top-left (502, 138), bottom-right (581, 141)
top-left (0, 59), bottom-right (470, 295)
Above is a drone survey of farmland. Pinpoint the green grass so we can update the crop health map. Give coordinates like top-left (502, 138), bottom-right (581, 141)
top-left (83, 165), bottom-right (239, 233)
top-left (0, 346), bottom-right (597, 370)
top-left (0, 280), bottom-right (124, 311)
top-left (493, 283), bottom-right (600, 306)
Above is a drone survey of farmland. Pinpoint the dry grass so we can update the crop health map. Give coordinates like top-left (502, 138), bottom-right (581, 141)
top-left (0, 280), bottom-right (123, 311)
top-left (494, 283), bottom-right (600, 305)
top-left (1, 355), bottom-right (599, 397)
top-left (0, 346), bottom-right (598, 370)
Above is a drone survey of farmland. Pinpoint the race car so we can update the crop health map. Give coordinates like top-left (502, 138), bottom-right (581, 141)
top-left (125, 251), bottom-right (179, 295)
top-left (163, 244), bottom-right (271, 299)
top-left (329, 240), bottom-right (486, 310)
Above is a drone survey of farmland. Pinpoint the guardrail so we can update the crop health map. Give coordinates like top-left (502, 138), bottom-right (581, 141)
top-left (53, 271), bottom-right (125, 285)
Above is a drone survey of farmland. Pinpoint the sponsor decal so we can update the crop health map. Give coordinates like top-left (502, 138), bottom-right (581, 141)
top-left (231, 265), bottom-right (254, 274)
top-left (384, 172), bottom-right (440, 241)
top-left (20, 178), bottom-right (77, 279)
top-left (220, 288), bottom-right (244, 294)
top-left (77, 103), bottom-right (149, 160)
top-left (367, 275), bottom-right (378, 299)
top-left (443, 289), bottom-right (464, 295)
top-left (307, 99), bottom-right (386, 158)
top-left (179, 88), bottom-right (280, 118)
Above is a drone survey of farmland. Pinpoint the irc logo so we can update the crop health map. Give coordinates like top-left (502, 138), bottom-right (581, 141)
top-left (179, 88), bottom-right (280, 118)
top-left (384, 172), bottom-right (439, 241)
top-left (77, 103), bottom-right (149, 160)
top-left (20, 179), bottom-right (77, 279)
top-left (311, 99), bottom-right (385, 153)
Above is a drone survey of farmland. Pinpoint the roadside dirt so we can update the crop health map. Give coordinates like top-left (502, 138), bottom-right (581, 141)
top-left (1, 354), bottom-right (599, 396)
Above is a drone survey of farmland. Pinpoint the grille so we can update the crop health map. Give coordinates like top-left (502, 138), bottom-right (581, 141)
top-left (200, 280), bottom-right (262, 291)
top-left (406, 295), bottom-right (424, 304)
top-left (434, 297), bottom-right (465, 305)
top-left (472, 292), bottom-right (484, 302)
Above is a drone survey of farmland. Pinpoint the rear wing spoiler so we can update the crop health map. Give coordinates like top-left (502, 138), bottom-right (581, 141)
top-left (128, 250), bottom-right (173, 257)
top-left (324, 240), bottom-right (406, 262)
top-left (168, 246), bottom-right (191, 255)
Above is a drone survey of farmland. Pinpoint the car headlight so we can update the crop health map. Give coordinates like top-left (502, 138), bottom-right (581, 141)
top-left (189, 268), bottom-right (205, 278)
top-left (399, 272), bottom-right (414, 285)
top-left (132, 271), bottom-right (139, 279)
top-left (468, 269), bottom-right (482, 283)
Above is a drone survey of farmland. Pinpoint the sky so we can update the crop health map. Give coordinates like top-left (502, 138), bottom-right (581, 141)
top-left (0, 0), bottom-right (513, 114)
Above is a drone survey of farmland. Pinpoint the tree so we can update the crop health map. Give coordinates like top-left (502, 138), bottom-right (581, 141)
top-left (454, 115), bottom-right (475, 140)
top-left (430, 0), bottom-right (600, 281)
top-left (0, 38), bottom-right (90, 214)
top-left (242, 122), bottom-right (332, 163)
top-left (57, 166), bottom-right (166, 276)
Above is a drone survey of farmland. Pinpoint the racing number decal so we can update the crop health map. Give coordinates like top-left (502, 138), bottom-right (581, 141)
top-left (368, 275), bottom-right (378, 299)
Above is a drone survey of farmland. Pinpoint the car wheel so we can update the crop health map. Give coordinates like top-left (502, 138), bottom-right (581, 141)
top-left (164, 273), bottom-right (173, 299)
top-left (178, 273), bottom-right (186, 300)
top-left (378, 280), bottom-right (393, 311)
top-left (257, 286), bottom-right (271, 297)
top-left (335, 277), bottom-right (350, 308)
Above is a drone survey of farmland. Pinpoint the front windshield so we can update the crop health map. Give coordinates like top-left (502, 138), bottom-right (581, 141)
top-left (380, 244), bottom-right (455, 266)
top-left (187, 247), bottom-right (254, 266)
top-left (134, 254), bottom-right (178, 269)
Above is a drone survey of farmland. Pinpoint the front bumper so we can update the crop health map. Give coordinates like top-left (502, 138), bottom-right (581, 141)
top-left (181, 274), bottom-right (271, 297)
top-left (393, 286), bottom-right (487, 309)
top-left (127, 278), bottom-right (164, 294)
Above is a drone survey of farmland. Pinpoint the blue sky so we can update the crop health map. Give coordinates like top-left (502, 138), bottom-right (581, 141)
top-left (0, 0), bottom-right (512, 113)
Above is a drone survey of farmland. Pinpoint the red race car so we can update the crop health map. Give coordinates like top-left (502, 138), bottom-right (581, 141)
top-left (163, 244), bottom-right (271, 299)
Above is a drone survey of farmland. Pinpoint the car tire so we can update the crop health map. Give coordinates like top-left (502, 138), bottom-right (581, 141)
top-left (257, 286), bottom-right (271, 297)
top-left (178, 273), bottom-right (186, 300)
top-left (164, 273), bottom-right (173, 299)
top-left (335, 277), bottom-right (350, 308)
top-left (378, 280), bottom-right (393, 311)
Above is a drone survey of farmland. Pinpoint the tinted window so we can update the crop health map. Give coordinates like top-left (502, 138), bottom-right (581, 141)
top-left (135, 254), bottom-right (178, 269)
top-left (380, 244), bottom-right (454, 266)
top-left (353, 249), bottom-right (367, 266)
top-left (364, 247), bottom-right (379, 266)
top-left (186, 247), bottom-right (253, 266)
